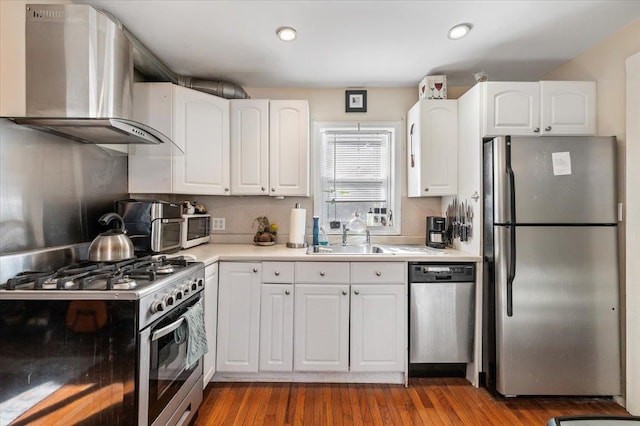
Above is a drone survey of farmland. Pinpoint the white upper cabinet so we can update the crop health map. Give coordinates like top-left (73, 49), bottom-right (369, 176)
top-left (407, 99), bottom-right (458, 197)
top-left (230, 99), bottom-right (309, 196)
top-left (129, 83), bottom-right (230, 195)
top-left (482, 81), bottom-right (596, 137)
top-left (173, 85), bottom-right (230, 195)
top-left (269, 100), bottom-right (310, 197)
top-left (230, 99), bottom-right (270, 195)
top-left (482, 82), bottom-right (540, 136)
top-left (539, 81), bottom-right (596, 135)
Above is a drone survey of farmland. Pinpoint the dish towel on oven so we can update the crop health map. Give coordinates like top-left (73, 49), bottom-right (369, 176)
top-left (175, 298), bottom-right (208, 369)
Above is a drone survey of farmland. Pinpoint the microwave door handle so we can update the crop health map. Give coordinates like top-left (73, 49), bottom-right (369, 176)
top-left (151, 317), bottom-right (185, 342)
top-left (161, 218), bottom-right (185, 224)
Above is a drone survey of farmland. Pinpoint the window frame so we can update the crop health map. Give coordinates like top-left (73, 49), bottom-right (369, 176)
top-left (313, 121), bottom-right (402, 235)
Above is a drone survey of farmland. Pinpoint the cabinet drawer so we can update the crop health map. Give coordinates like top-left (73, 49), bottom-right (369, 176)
top-left (262, 262), bottom-right (294, 283)
top-left (295, 262), bottom-right (350, 284)
top-left (350, 262), bottom-right (405, 284)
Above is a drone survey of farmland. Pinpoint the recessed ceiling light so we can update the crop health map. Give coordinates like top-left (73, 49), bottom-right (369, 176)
top-left (448, 23), bottom-right (472, 40)
top-left (276, 26), bottom-right (297, 42)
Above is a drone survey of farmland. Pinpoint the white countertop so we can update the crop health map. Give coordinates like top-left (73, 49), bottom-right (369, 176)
top-left (181, 243), bottom-right (481, 265)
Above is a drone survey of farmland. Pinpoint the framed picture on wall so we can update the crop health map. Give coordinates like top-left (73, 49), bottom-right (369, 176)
top-left (345, 90), bottom-right (367, 113)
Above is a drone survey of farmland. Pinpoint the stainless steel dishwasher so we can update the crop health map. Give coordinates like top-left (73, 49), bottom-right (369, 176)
top-left (409, 263), bottom-right (475, 364)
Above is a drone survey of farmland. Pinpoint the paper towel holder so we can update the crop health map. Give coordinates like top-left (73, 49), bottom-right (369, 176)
top-left (286, 203), bottom-right (308, 248)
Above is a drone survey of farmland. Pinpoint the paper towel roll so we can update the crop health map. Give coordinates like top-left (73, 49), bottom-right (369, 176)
top-left (288, 207), bottom-right (306, 245)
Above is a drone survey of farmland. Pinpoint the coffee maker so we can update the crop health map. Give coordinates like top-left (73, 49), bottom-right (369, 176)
top-left (426, 216), bottom-right (446, 248)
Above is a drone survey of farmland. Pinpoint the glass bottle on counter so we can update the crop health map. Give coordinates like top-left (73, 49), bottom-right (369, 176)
top-left (312, 216), bottom-right (319, 246)
top-left (318, 226), bottom-right (328, 246)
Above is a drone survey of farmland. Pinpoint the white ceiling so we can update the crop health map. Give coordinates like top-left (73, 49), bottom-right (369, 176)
top-left (77, 0), bottom-right (640, 88)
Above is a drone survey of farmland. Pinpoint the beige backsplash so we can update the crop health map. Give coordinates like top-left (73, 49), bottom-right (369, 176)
top-left (131, 193), bottom-right (442, 246)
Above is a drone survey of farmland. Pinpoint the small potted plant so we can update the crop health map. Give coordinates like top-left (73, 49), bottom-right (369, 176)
top-left (253, 216), bottom-right (278, 245)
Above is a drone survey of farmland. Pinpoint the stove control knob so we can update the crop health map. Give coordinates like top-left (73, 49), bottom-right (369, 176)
top-left (197, 278), bottom-right (204, 288)
top-left (191, 280), bottom-right (198, 291)
top-left (164, 294), bottom-right (175, 307)
top-left (181, 283), bottom-right (191, 295)
top-left (151, 299), bottom-right (166, 314)
top-left (172, 289), bottom-right (183, 301)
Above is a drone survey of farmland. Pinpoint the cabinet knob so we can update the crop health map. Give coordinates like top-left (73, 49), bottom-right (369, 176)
top-left (533, 127), bottom-right (540, 133)
top-left (545, 126), bottom-right (552, 131)
top-left (224, 187), bottom-right (230, 192)
top-left (285, 290), bottom-right (291, 295)
top-left (354, 290), bottom-right (360, 295)
top-left (319, 271), bottom-right (325, 277)
top-left (253, 267), bottom-right (258, 273)
top-left (424, 188), bottom-right (429, 192)
top-left (342, 290), bottom-right (348, 295)
top-left (261, 187), bottom-right (265, 191)
top-left (271, 188), bottom-right (276, 192)
top-left (375, 271), bottom-right (382, 277)
top-left (275, 271), bottom-right (280, 276)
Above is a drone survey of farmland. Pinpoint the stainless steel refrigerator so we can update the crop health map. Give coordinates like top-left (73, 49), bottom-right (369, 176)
top-left (483, 136), bottom-right (621, 396)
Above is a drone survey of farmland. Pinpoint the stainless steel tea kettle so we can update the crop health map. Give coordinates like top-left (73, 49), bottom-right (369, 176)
top-left (88, 213), bottom-right (135, 262)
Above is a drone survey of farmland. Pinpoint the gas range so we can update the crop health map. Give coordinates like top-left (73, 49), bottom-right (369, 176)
top-left (0, 250), bottom-right (205, 425)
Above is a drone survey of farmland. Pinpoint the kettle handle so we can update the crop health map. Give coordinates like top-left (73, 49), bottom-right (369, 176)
top-left (98, 213), bottom-right (126, 233)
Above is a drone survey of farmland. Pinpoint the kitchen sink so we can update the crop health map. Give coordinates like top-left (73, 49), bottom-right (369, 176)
top-left (306, 244), bottom-right (386, 255)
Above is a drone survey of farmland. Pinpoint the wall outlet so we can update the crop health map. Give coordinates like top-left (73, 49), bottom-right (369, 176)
top-left (212, 217), bottom-right (225, 231)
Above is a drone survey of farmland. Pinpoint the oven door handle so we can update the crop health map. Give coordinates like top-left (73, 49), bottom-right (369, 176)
top-left (151, 317), bottom-right (185, 342)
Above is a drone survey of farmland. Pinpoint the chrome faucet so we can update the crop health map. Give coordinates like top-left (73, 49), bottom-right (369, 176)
top-left (342, 224), bottom-right (349, 245)
top-left (366, 229), bottom-right (371, 245)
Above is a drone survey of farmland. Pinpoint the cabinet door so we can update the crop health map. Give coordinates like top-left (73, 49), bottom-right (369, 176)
top-left (540, 81), bottom-right (596, 135)
top-left (294, 284), bottom-right (350, 372)
top-left (269, 100), bottom-right (309, 197)
top-left (407, 101), bottom-right (422, 197)
top-left (420, 100), bottom-right (458, 196)
top-left (203, 263), bottom-right (218, 385)
top-left (129, 83), bottom-right (173, 193)
top-left (230, 99), bottom-right (270, 195)
top-left (350, 284), bottom-right (406, 372)
top-left (483, 82), bottom-right (540, 136)
top-left (216, 262), bottom-right (261, 372)
top-left (260, 284), bottom-right (294, 372)
top-left (173, 85), bottom-right (230, 195)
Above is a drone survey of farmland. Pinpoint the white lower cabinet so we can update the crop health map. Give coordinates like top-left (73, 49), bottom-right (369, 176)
top-left (350, 284), bottom-right (405, 372)
top-left (216, 262), bottom-right (261, 372)
top-left (294, 284), bottom-right (350, 372)
top-left (203, 263), bottom-right (219, 386)
top-left (259, 284), bottom-right (294, 371)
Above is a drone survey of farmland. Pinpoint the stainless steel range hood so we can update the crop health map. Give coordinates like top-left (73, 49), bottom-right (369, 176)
top-left (10, 4), bottom-right (170, 145)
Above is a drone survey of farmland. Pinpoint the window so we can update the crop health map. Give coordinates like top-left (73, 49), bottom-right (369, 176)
top-left (313, 122), bottom-right (401, 235)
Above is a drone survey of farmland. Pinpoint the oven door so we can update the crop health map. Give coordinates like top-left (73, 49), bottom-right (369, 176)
top-left (139, 294), bottom-right (203, 426)
top-left (151, 218), bottom-right (183, 253)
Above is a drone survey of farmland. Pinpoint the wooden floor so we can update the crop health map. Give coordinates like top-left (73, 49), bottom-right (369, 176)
top-left (195, 378), bottom-right (629, 425)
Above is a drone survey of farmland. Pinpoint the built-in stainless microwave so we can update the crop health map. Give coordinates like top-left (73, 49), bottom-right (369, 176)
top-left (181, 214), bottom-right (211, 249)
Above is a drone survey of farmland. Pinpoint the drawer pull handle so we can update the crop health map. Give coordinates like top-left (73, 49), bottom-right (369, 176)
top-left (375, 271), bottom-right (382, 276)
top-left (545, 126), bottom-right (552, 131)
top-left (320, 271), bottom-right (325, 277)
top-left (354, 290), bottom-right (360, 295)
top-left (253, 268), bottom-right (258, 273)
top-left (342, 290), bottom-right (348, 295)
top-left (275, 271), bottom-right (280, 276)
top-left (285, 290), bottom-right (291, 295)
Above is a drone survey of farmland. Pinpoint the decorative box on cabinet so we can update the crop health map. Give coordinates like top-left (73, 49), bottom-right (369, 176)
top-left (129, 83), bottom-right (230, 195)
top-left (407, 99), bottom-right (458, 197)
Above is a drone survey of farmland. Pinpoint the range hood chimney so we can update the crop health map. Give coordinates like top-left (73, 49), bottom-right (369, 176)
top-left (11, 4), bottom-right (248, 145)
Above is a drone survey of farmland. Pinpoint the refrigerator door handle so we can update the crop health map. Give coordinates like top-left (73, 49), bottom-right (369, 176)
top-left (410, 123), bottom-right (415, 168)
top-left (506, 225), bottom-right (516, 317)
top-left (505, 137), bottom-right (517, 317)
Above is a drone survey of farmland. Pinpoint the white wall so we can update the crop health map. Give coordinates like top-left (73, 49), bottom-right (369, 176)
top-left (625, 51), bottom-right (640, 416)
